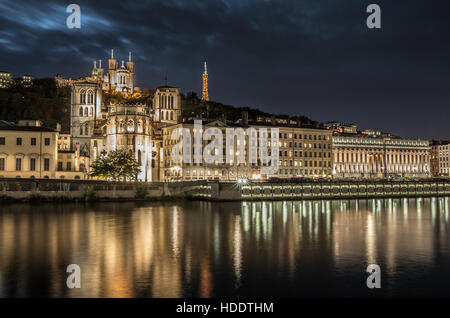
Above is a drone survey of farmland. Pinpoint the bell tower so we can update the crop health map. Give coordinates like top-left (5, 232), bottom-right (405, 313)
top-left (108, 49), bottom-right (117, 70)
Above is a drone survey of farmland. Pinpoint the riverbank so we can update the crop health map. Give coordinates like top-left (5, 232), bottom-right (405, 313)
top-left (1, 177), bottom-right (450, 202)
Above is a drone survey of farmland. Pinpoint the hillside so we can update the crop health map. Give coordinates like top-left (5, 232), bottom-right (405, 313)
top-left (0, 79), bottom-right (318, 131)
top-left (0, 78), bottom-right (71, 131)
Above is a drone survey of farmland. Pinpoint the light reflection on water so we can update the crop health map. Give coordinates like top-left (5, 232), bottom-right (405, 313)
top-left (0, 197), bottom-right (449, 298)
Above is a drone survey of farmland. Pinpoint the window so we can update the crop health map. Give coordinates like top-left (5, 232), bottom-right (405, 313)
top-left (45, 138), bottom-right (50, 146)
top-left (0, 137), bottom-right (5, 145)
top-left (44, 159), bottom-right (50, 171)
top-left (67, 162), bottom-right (72, 171)
top-left (58, 162), bottom-right (63, 171)
top-left (16, 158), bottom-right (22, 171)
top-left (0, 158), bottom-right (4, 171)
top-left (16, 137), bottom-right (22, 146)
top-left (87, 91), bottom-right (94, 104)
top-left (80, 90), bottom-right (86, 104)
top-left (30, 158), bottom-right (36, 171)
top-left (31, 138), bottom-right (36, 146)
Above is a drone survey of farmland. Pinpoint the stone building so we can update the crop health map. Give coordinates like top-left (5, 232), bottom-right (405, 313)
top-left (160, 118), bottom-right (333, 182)
top-left (333, 135), bottom-right (430, 178)
top-left (430, 140), bottom-right (450, 177)
top-left (0, 120), bottom-right (58, 179)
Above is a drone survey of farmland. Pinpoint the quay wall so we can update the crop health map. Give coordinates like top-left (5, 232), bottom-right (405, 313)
top-left (0, 178), bottom-right (449, 201)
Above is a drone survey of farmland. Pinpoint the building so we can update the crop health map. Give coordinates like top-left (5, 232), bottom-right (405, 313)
top-left (253, 123), bottom-right (333, 179)
top-left (153, 86), bottom-right (182, 125)
top-left (324, 122), bottom-right (357, 134)
top-left (21, 75), bottom-right (34, 88)
top-left (103, 103), bottom-right (153, 181)
top-left (58, 132), bottom-right (71, 150)
top-left (64, 51), bottom-right (183, 181)
top-left (430, 140), bottom-right (450, 177)
top-left (333, 135), bottom-right (430, 179)
top-left (160, 118), bottom-right (333, 182)
top-left (0, 120), bottom-right (58, 179)
top-left (90, 50), bottom-right (134, 94)
top-left (201, 62), bottom-right (209, 101)
top-left (0, 71), bottom-right (12, 89)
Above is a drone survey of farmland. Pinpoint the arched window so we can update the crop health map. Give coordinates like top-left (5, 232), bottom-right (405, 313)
top-left (170, 111), bottom-right (173, 121)
top-left (80, 90), bottom-right (86, 104)
top-left (89, 107), bottom-right (93, 116)
top-left (119, 121), bottom-right (125, 133)
top-left (85, 125), bottom-right (89, 136)
top-left (79, 107), bottom-right (83, 116)
top-left (170, 96), bottom-right (173, 108)
top-left (137, 120), bottom-right (143, 133)
top-left (137, 150), bottom-right (142, 165)
top-left (87, 91), bottom-right (94, 104)
top-left (79, 126), bottom-right (83, 135)
top-left (127, 120), bottom-right (134, 132)
top-left (84, 107), bottom-right (88, 116)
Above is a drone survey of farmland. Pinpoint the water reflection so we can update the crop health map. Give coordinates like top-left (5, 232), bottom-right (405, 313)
top-left (0, 198), bottom-right (449, 298)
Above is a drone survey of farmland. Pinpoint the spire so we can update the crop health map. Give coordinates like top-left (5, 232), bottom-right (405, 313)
top-left (99, 60), bottom-right (102, 68)
top-left (129, 51), bottom-right (132, 62)
top-left (122, 60), bottom-right (125, 68)
top-left (111, 49), bottom-right (114, 59)
top-left (94, 60), bottom-right (97, 69)
top-left (202, 61), bottom-right (209, 101)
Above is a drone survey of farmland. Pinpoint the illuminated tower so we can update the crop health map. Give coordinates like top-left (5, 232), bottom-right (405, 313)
top-left (201, 61), bottom-right (209, 101)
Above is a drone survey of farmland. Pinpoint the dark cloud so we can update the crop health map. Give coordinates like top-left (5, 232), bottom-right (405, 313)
top-left (0, 0), bottom-right (449, 139)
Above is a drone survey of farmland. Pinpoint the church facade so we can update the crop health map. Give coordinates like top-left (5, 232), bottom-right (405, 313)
top-left (69, 50), bottom-right (181, 181)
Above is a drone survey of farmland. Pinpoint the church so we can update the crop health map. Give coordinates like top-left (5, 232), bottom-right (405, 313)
top-left (69, 50), bottom-right (182, 182)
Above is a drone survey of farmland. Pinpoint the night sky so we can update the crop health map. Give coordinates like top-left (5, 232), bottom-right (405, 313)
top-left (0, 0), bottom-right (449, 139)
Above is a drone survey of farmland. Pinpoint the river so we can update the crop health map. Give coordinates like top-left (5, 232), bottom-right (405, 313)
top-left (0, 197), bottom-right (449, 297)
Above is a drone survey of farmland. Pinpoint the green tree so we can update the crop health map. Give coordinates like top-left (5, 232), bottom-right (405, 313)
top-left (89, 149), bottom-right (141, 181)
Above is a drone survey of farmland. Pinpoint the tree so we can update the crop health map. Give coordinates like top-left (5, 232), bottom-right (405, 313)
top-left (89, 149), bottom-right (141, 181)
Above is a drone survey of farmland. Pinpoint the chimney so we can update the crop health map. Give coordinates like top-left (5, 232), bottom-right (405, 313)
top-left (297, 119), bottom-right (302, 128)
top-left (242, 111), bottom-right (248, 126)
top-left (56, 123), bottom-right (61, 132)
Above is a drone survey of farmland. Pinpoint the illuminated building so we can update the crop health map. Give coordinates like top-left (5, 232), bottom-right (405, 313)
top-left (104, 103), bottom-right (153, 181)
top-left (21, 75), bottom-right (34, 88)
top-left (324, 122), bottom-right (357, 134)
top-left (160, 117), bottom-right (333, 181)
top-left (153, 86), bottom-right (182, 125)
top-left (332, 135), bottom-right (430, 178)
top-left (0, 120), bottom-right (58, 179)
top-left (430, 140), bottom-right (450, 177)
top-left (201, 62), bottom-right (209, 101)
top-left (66, 51), bottom-right (183, 181)
top-left (0, 71), bottom-right (12, 89)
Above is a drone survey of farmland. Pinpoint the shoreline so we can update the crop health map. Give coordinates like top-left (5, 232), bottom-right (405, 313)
top-left (1, 177), bottom-right (449, 202)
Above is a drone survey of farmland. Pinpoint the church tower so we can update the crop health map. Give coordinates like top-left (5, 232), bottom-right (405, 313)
top-left (201, 61), bottom-right (209, 101)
